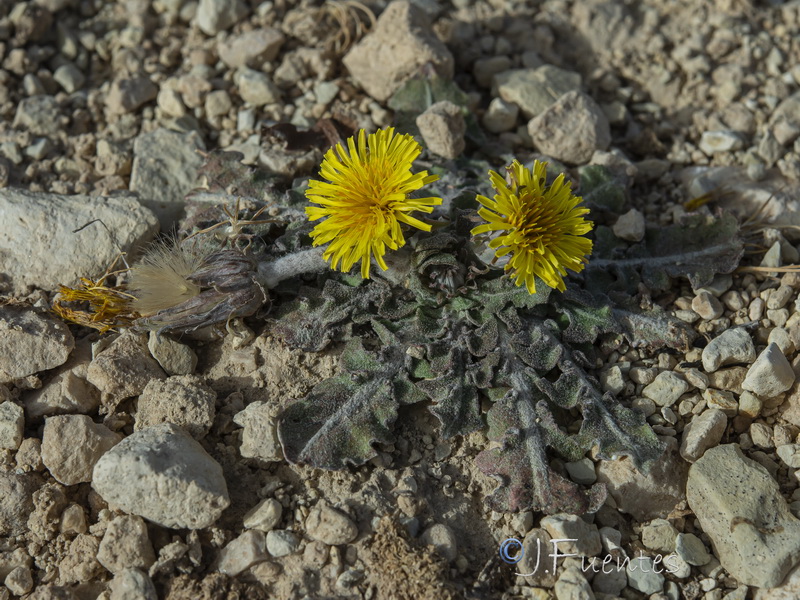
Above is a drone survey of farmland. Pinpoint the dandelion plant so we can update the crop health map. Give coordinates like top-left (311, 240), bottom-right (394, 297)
top-left (53, 128), bottom-right (745, 515)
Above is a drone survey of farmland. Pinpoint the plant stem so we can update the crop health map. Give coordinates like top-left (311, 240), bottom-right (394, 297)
top-left (255, 247), bottom-right (327, 288)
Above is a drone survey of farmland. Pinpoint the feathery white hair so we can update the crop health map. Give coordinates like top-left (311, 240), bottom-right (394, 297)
top-left (128, 238), bottom-right (211, 316)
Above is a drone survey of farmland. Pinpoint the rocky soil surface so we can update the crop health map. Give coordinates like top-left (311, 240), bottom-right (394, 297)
top-left (3, 0), bottom-right (800, 599)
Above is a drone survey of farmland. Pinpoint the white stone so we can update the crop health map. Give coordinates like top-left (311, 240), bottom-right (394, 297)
top-left (236, 67), bottom-right (281, 106)
top-left (612, 208), bottom-right (645, 242)
top-left (776, 444), bottom-right (800, 468)
top-left (217, 530), bottom-right (267, 575)
top-left (555, 566), bottom-right (594, 599)
top-left (527, 90), bottom-right (611, 165)
top-left (692, 291), bottom-right (724, 320)
top-left (243, 498), bottom-right (283, 533)
top-left (196, 0), bottom-right (248, 36)
top-left (701, 328), bottom-right (756, 373)
top-left (0, 190), bottom-right (158, 295)
top-left (742, 343), bottom-right (795, 398)
top-left (595, 437), bottom-right (688, 521)
top-left (147, 332), bottom-right (197, 376)
top-left (108, 568), bottom-right (157, 600)
top-left (4, 566), bottom-right (33, 596)
top-left (641, 519), bottom-right (677, 552)
top-left (627, 556), bottom-right (665, 594)
top-left (106, 77), bottom-right (158, 114)
top-left (92, 423), bottom-right (229, 529)
top-left (266, 530), bottom-right (299, 557)
top-left (680, 408), bottom-right (727, 463)
top-left (675, 532), bottom-right (711, 566)
top-left (13, 95), bottom-right (61, 136)
top-left (699, 130), bottom-right (744, 155)
top-left (481, 97), bottom-right (518, 133)
top-left (41, 415), bottom-right (121, 485)
top-left (53, 63), bottom-right (85, 93)
top-left (687, 444), bottom-right (800, 588)
top-left (204, 90), bottom-right (232, 118)
top-left (738, 391), bottom-right (762, 418)
top-left (540, 513), bottom-right (602, 556)
top-left (495, 65), bottom-right (581, 119)
top-left (416, 100), bottom-right (465, 160)
top-left (97, 515), bottom-right (156, 574)
top-left (157, 88), bottom-right (186, 118)
top-left (86, 332), bottom-right (167, 406)
top-left (233, 401), bottom-right (282, 461)
top-left (217, 28), bottom-right (285, 68)
top-left (702, 389), bottom-right (738, 416)
top-left (420, 523), bottom-right (458, 562)
top-left (642, 371), bottom-right (689, 407)
top-left (130, 128), bottom-right (206, 228)
top-left (306, 502), bottom-right (358, 545)
top-left (0, 306), bottom-right (71, 381)
top-left (134, 376), bottom-right (216, 440)
top-left (342, 1), bottom-right (453, 102)
top-left (565, 457), bottom-right (597, 485)
top-left (0, 402), bottom-right (24, 450)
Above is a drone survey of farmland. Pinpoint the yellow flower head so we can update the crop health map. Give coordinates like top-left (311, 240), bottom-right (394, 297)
top-left (472, 160), bottom-right (593, 294)
top-left (305, 127), bottom-right (442, 278)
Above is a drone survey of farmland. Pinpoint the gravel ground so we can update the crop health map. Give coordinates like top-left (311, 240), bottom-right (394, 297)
top-left (3, 0), bottom-right (800, 599)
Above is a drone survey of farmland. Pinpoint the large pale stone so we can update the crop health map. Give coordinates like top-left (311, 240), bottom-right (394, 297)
top-left (343, 1), bottom-right (453, 102)
top-left (92, 423), bottom-right (229, 529)
top-left (0, 189), bottom-right (158, 294)
top-left (687, 444), bottom-right (800, 588)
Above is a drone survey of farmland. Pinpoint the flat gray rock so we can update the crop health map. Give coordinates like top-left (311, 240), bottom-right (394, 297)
top-left (0, 189), bottom-right (158, 294)
top-left (0, 306), bottom-right (74, 383)
top-left (495, 65), bottom-right (581, 119)
top-left (129, 128), bottom-right (206, 228)
top-left (596, 437), bottom-right (688, 521)
top-left (92, 423), bottom-right (229, 529)
top-left (687, 444), bottom-right (800, 588)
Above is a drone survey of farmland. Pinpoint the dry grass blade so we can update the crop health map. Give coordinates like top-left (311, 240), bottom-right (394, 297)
top-left (319, 0), bottom-right (376, 54)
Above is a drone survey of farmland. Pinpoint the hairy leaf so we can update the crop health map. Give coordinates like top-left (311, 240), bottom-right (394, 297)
top-left (586, 213), bottom-right (744, 293)
top-left (277, 340), bottom-right (406, 469)
top-left (578, 165), bottom-right (628, 214)
top-left (476, 371), bottom-right (606, 514)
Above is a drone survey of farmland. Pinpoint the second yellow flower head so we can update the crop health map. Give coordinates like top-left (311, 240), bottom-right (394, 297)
top-left (471, 160), bottom-right (594, 294)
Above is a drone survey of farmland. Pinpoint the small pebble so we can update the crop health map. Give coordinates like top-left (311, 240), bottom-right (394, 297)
top-left (675, 532), bottom-right (711, 566)
top-left (642, 371), bottom-right (688, 407)
top-left (420, 523), bottom-right (458, 562)
top-left (741, 343), bottom-right (795, 398)
top-left (266, 530), bottom-right (299, 557)
top-left (692, 291), bottom-right (724, 320)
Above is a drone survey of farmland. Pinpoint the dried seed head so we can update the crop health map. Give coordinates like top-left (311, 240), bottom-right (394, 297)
top-left (128, 239), bottom-right (211, 316)
top-left (131, 246), bottom-right (267, 334)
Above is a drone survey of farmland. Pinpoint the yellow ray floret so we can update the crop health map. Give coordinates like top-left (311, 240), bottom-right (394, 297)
top-left (472, 160), bottom-right (594, 294)
top-left (52, 277), bottom-right (137, 333)
top-left (305, 127), bottom-right (442, 278)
